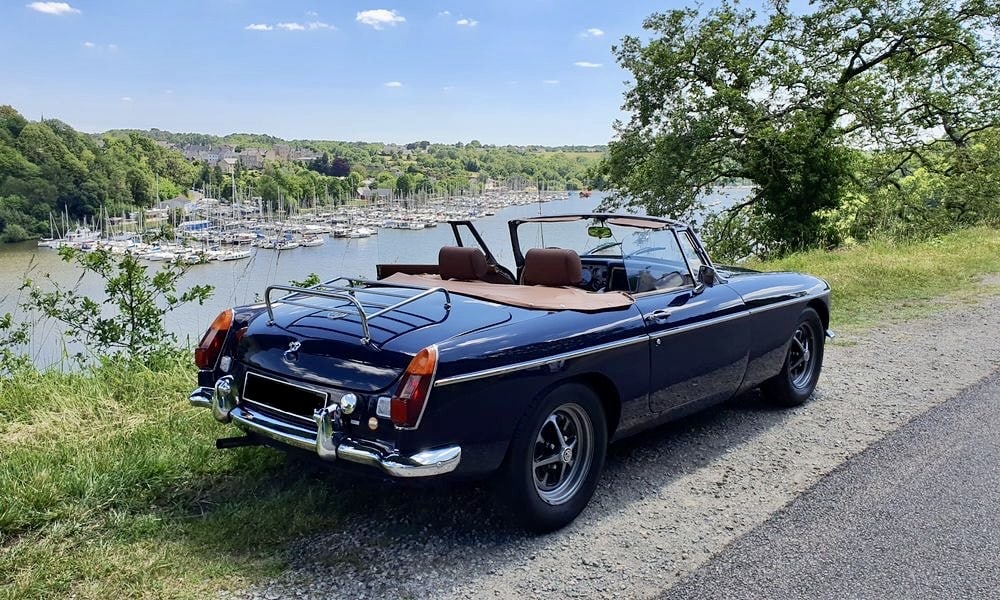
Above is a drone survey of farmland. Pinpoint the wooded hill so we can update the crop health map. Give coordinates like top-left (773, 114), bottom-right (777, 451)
top-left (0, 106), bottom-right (604, 242)
top-left (0, 106), bottom-right (197, 241)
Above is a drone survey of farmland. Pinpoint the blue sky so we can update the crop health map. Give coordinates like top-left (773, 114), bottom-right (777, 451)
top-left (0, 0), bottom-right (689, 145)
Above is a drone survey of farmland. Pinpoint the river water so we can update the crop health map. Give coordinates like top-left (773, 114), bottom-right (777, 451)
top-left (0, 189), bottom-right (749, 366)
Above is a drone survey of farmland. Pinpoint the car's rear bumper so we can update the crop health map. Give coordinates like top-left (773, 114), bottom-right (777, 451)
top-left (189, 379), bottom-right (461, 478)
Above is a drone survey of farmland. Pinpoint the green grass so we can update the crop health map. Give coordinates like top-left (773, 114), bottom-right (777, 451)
top-left (0, 356), bottom-right (363, 599)
top-left (752, 226), bottom-right (1000, 329)
top-left (2, 227), bottom-right (999, 598)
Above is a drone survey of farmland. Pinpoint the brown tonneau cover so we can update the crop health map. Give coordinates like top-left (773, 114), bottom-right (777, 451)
top-left (382, 273), bottom-right (634, 312)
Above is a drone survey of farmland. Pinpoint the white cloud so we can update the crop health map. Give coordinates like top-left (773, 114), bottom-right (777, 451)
top-left (356, 9), bottom-right (405, 30)
top-left (580, 27), bottom-right (605, 38)
top-left (543, 79), bottom-right (560, 85)
top-left (442, 85), bottom-right (455, 92)
top-left (164, 89), bottom-right (174, 95)
top-left (83, 41), bottom-right (118, 51)
top-left (248, 21), bottom-right (332, 32)
top-left (384, 81), bottom-right (403, 88)
top-left (438, 10), bottom-right (450, 17)
top-left (455, 18), bottom-right (478, 27)
top-left (573, 61), bottom-right (602, 68)
top-left (120, 96), bottom-right (132, 102)
top-left (305, 10), bottom-right (319, 17)
top-left (26, 2), bottom-right (79, 15)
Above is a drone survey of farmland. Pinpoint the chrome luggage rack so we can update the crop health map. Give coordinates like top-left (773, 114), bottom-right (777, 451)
top-left (263, 277), bottom-right (452, 345)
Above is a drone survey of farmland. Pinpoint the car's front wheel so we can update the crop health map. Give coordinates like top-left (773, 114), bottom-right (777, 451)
top-left (763, 307), bottom-right (825, 407)
top-left (501, 383), bottom-right (607, 532)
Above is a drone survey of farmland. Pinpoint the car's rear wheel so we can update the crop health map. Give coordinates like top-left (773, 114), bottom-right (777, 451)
top-left (501, 383), bottom-right (607, 532)
top-left (763, 307), bottom-right (825, 407)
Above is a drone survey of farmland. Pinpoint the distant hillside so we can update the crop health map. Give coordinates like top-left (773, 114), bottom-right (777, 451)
top-left (101, 128), bottom-right (608, 154)
top-left (0, 106), bottom-right (196, 242)
top-left (0, 109), bottom-right (606, 242)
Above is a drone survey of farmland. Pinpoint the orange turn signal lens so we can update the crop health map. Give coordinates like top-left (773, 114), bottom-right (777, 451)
top-left (390, 345), bottom-right (439, 428)
top-left (407, 346), bottom-right (439, 376)
top-left (194, 309), bottom-right (234, 369)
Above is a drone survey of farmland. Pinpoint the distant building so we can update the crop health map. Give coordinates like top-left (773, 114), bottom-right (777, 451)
top-left (219, 157), bottom-right (239, 174)
top-left (158, 196), bottom-right (195, 215)
top-left (239, 148), bottom-right (265, 169)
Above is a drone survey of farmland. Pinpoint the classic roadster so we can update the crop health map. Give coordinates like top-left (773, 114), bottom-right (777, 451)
top-left (190, 214), bottom-right (831, 531)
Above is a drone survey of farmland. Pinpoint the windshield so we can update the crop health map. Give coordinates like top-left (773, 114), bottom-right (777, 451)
top-left (515, 217), bottom-right (699, 293)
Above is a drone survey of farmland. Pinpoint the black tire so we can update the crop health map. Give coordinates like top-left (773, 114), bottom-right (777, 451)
top-left (762, 307), bottom-right (825, 407)
top-left (500, 383), bottom-right (607, 532)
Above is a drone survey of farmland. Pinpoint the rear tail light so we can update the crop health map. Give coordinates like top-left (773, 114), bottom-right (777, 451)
top-left (390, 345), bottom-right (438, 428)
top-left (194, 309), bottom-right (233, 369)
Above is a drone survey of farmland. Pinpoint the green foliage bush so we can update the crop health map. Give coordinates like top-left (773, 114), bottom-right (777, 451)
top-left (21, 247), bottom-right (213, 367)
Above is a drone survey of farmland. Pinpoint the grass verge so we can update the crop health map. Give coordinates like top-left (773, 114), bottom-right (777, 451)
top-left (0, 356), bottom-right (366, 599)
top-left (2, 227), bottom-right (998, 598)
top-left (753, 226), bottom-right (1000, 329)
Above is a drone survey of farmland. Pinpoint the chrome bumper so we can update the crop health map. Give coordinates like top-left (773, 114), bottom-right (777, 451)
top-left (189, 378), bottom-right (461, 478)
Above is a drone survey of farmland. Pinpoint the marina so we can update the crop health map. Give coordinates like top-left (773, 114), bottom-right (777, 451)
top-left (31, 190), bottom-right (576, 265)
top-left (1, 188), bottom-right (750, 367)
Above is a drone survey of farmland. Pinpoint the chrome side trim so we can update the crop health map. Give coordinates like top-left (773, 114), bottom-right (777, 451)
top-left (434, 291), bottom-right (830, 387)
top-left (434, 334), bottom-right (648, 387)
top-left (747, 294), bottom-right (824, 314)
top-left (648, 310), bottom-right (749, 340)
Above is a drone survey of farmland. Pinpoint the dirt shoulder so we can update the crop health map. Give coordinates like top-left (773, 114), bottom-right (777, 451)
top-left (240, 289), bottom-right (1000, 600)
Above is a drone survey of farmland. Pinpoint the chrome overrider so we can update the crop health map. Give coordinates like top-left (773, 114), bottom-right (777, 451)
top-left (189, 376), bottom-right (461, 478)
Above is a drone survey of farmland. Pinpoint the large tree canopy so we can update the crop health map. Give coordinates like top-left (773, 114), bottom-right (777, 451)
top-left (602, 0), bottom-right (1000, 256)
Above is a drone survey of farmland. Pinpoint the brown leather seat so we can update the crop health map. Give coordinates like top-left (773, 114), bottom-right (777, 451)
top-left (521, 248), bottom-right (583, 287)
top-left (438, 246), bottom-right (489, 281)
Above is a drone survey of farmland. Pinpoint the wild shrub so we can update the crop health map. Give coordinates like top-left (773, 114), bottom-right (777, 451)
top-left (21, 247), bottom-right (213, 368)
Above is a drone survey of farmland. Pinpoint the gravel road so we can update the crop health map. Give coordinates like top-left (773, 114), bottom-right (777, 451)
top-left (238, 288), bottom-right (1000, 600)
top-left (660, 370), bottom-right (1000, 600)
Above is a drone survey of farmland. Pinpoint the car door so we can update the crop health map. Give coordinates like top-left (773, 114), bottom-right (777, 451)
top-left (627, 229), bottom-right (749, 414)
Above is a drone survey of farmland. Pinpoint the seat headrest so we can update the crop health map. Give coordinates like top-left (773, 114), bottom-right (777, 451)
top-left (439, 246), bottom-right (489, 281)
top-left (521, 248), bottom-right (582, 287)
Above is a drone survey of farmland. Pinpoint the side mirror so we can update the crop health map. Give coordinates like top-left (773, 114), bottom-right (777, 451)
top-left (698, 264), bottom-right (718, 287)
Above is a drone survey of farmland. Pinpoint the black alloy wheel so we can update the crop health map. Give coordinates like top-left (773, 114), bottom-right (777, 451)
top-left (501, 383), bottom-right (607, 532)
top-left (763, 307), bottom-right (825, 407)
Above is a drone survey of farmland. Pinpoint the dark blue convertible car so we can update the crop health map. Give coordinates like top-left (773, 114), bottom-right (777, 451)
top-left (190, 214), bottom-right (831, 531)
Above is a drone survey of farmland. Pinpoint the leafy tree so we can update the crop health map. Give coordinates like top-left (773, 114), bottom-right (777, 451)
top-left (395, 174), bottom-right (414, 194)
top-left (602, 0), bottom-right (1000, 257)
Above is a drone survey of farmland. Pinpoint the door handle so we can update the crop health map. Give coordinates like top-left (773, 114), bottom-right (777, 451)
top-left (649, 309), bottom-right (674, 323)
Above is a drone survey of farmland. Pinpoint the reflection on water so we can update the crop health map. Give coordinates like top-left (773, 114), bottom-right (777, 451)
top-left (0, 189), bottom-right (749, 366)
